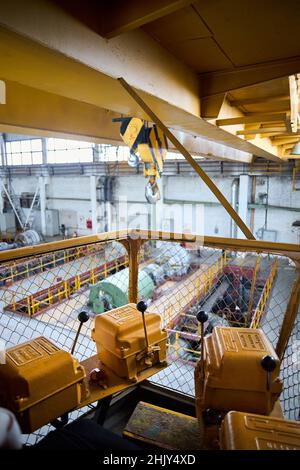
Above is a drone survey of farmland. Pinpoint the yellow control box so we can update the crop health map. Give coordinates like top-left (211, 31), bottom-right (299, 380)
top-left (220, 411), bottom-right (300, 450)
top-left (0, 336), bottom-right (88, 433)
top-left (92, 304), bottom-right (167, 381)
top-left (195, 327), bottom-right (282, 416)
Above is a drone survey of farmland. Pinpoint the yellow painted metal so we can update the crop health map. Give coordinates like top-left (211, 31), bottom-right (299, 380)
top-left (102, 0), bottom-right (193, 38)
top-left (0, 336), bottom-right (88, 433)
top-left (195, 327), bottom-right (282, 416)
top-left (1, 229), bottom-right (300, 263)
top-left (220, 411), bottom-right (300, 450)
top-left (0, 4), bottom-right (284, 162)
top-left (250, 258), bottom-right (278, 329)
top-left (247, 256), bottom-right (261, 318)
top-left (91, 304), bottom-right (167, 381)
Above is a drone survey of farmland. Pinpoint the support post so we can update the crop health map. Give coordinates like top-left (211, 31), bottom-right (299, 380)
top-left (0, 133), bottom-right (7, 166)
top-left (238, 174), bottom-right (250, 239)
top-left (276, 268), bottom-right (300, 361)
top-left (121, 238), bottom-right (144, 303)
top-left (247, 256), bottom-right (261, 321)
top-left (118, 77), bottom-right (255, 240)
top-left (90, 175), bottom-right (98, 234)
top-left (42, 138), bottom-right (47, 165)
top-left (39, 176), bottom-right (47, 237)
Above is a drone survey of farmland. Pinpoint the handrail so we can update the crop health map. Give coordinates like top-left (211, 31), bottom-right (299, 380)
top-left (250, 258), bottom-right (278, 329)
top-left (1, 229), bottom-right (300, 263)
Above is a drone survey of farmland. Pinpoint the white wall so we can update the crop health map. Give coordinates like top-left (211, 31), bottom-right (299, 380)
top-left (5, 173), bottom-right (300, 242)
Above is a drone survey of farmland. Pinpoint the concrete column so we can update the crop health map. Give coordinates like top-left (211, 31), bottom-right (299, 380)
top-left (151, 177), bottom-right (164, 231)
top-left (0, 134), bottom-right (7, 166)
top-left (237, 174), bottom-right (250, 239)
top-left (39, 176), bottom-right (47, 236)
top-left (90, 175), bottom-right (98, 234)
top-left (41, 138), bottom-right (47, 165)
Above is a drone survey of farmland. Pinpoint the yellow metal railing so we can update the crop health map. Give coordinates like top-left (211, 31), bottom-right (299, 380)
top-left (161, 251), bottom-right (227, 329)
top-left (6, 255), bottom-right (129, 316)
top-left (0, 243), bottom-right (104, 285)
top-left (250, 258), bottom-right (278, 329)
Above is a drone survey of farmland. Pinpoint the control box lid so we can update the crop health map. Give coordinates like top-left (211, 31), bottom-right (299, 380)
top-left (0, 336), bottom-right (86, 413)
top-left (204, 327), bottom-right (281, 392)
top-left (220, 411), bottom-right (300, 450)
top-left (92, 303), bottom-right (165, 357)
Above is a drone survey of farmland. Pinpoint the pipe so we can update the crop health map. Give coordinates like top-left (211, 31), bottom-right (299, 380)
top-left (230, 178), bottom-right (239, 238)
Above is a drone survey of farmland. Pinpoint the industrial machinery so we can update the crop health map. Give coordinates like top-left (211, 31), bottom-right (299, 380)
top-left (220, 411), bottom-right (300, 450)
top-left (87, 243), bottom-right (191, 314)
top-left (113, 117), bottom-right (168, 203)
top-left (14, 229), bottom-right (41, 246)
top-left (92, 302), bottom-right (167, 382)
top-left (0, 336), bottom-right (88, 433)
top-left (194, 314), bottom-right (282, 417)
top-left (0, 229), bottom-right (41, 252)
top-left (88, 269), bottom-right (155, 314)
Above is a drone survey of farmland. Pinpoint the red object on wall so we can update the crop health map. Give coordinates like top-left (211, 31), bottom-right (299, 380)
top-left (86, 218), bottom-right (92, 229)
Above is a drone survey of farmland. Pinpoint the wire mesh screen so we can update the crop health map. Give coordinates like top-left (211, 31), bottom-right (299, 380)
top-left (280, 306), bottom-right (300, 421)
top-left (139, 241), bottom-right (297, 402)
top-left (0, 240), bottom-right (128, 444)
top-left (0, 235), bottom-right (299, 445)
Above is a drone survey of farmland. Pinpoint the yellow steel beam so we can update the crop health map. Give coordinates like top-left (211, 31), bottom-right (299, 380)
top-left (236, 128), bottom-right (286, 136)
top-left (0, 2), bottom-right (285, 163)
top-left (217, 113), bottom-right (287, 127)
top-left (118, 77), bottom-right (255, 240)
top-left (103, 0), bottom-right (193, 38)
top-left (271, 136), bottom-right (300, 146)
top-left (0, 80), bottom-right (121, 144)
top-left (0, 81), bottom-right (252, 163)
top-left (200, 93), bottom-right (227, 119)
top-left (200, 56), bottom-right (300, 97)
top-left (229, 95), bottom-right (290, 107)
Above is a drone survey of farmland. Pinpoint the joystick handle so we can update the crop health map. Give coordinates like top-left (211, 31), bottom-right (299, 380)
top-left (197, 311), bottom-right (208, 381)
top-left (197, 310), bottom-right (208, 324)
top-left (261, 355), bottom-right (276, 391)
top-left (261, 355), bottom-right (276, 372)
top-left (137, 301), bottom-right (149, 349)
top-left (71, 310), bottom-right (90, 355)
top-left (137, 300), bottom-right (148, 314)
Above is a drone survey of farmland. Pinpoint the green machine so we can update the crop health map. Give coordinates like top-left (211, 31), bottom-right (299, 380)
top-left (88, 268), bottom-right (155, 314)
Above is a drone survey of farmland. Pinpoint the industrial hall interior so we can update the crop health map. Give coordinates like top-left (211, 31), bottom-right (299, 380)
top-left (0, 0), bottom-right (300, 453)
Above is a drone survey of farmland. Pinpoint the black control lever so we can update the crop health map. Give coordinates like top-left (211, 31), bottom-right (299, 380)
top-left (137, 301), bottom-right (149, 350)
top-left (71, 310), bottom-right (90, 355)
top-left (197, 311), bottom-right (208, 380)
top-left (261, 355), bottom-right (276, 391)
top-left (261, 354), bottom-right (276, 413)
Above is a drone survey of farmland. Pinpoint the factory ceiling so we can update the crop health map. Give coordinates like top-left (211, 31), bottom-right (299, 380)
top-left (0, 0), bottom-right (299, 163)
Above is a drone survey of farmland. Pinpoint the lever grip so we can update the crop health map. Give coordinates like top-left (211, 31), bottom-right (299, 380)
top-left (261, 355), bottom-right (276, 372)
top-left (78, 311), bottom-right (90, 323)
top-left (197, 311), bottom-right (208, 324)
top-left (137, 301), bottom-right (148, 313)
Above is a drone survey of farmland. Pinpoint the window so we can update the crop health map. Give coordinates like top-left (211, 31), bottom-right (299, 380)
top-left (47, 138), bottom-right (93, 163)
top-left (5, 139), bottom-right (43, 165)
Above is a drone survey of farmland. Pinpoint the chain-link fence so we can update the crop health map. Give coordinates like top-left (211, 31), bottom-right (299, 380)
top-left (138, 241), bottom-right (297, 400)
top-left (0, 232), bottom-right (299, 444)
top-left (280, 306), bottom-right (300, 421)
